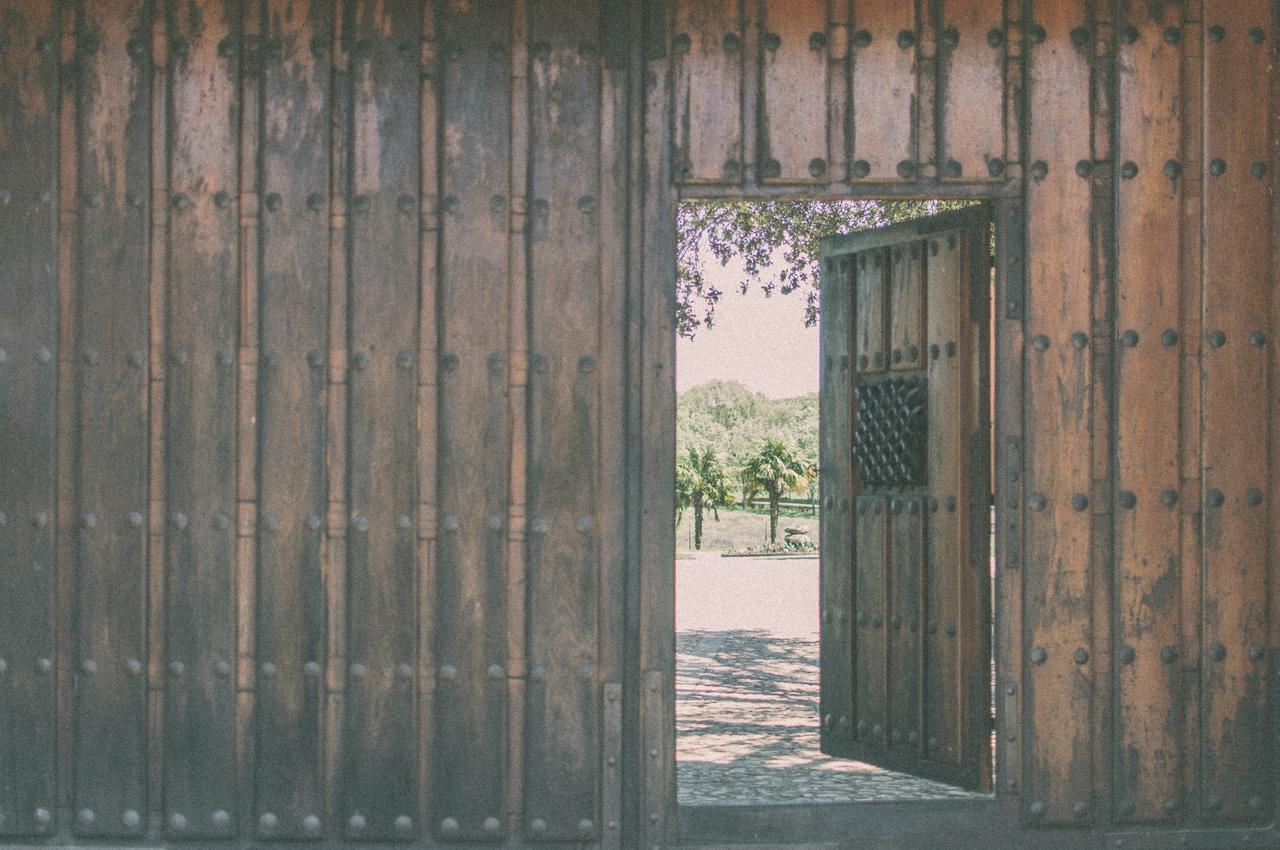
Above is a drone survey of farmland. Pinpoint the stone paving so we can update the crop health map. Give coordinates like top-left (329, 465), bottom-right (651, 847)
top-left (676, 553), bottom-right (981, 805)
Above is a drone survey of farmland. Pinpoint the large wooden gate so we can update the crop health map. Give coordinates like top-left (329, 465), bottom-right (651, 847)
top-left (818, 208), bottom-right (991, 791)
top-left (1, 0), bottom-right (1278, 848)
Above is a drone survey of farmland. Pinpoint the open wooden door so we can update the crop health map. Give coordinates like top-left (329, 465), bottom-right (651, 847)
top-left (818, 206), bottom-right (992, 792)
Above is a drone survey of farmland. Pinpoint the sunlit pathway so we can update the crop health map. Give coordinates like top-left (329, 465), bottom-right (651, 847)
top-left (676, 553), bottom-right (978, 805)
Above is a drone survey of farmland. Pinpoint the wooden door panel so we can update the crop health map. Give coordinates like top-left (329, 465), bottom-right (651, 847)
top-left (820, 207), bottom-right (990, 791)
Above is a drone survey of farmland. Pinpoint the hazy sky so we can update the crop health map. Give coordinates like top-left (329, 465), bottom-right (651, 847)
top-left (675, 256), bottom-right (820, 399)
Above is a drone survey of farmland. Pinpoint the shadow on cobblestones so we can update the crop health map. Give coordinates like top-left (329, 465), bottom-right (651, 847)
top-left (677, 628), bottom-right (978, 805)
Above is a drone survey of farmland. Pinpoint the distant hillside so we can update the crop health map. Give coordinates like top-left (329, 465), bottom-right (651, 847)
top-left (677, 380), bottom-right (818, 471)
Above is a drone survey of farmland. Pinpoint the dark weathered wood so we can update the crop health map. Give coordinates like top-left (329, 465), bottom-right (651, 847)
top-left (524, 0), bottom-right (603, 840)
top-left (938, 0), bottom-right (1005, 181)
top-left (925, 230), bottom-right (963, 769)
top-left (1022, 0), bottom-right (1095, 826)
top-left (818, 253), bottom-right (855, 757)
top-left (0, 0), bottom-right (59, 836)
top-left (71, 0), bottom-right (152, 835)
top-left (162, 0), bottom-right (241, 837)
top-left (887, 242), bottom-right (924, 371)
top-left (254, 0), bottom-right (332, 837)
top-left (854, 250), bottom-right (886, 373)
top-left (672, 0), bottom-right (744, 185)
top-left (341, 0), bottom-right (421, 840)
top-left (430, 0), bottom-right (511, 839)
top-left (758, 0), bottom-right (827, 183)
top-left (854, 494), bottom-right (888, 751)
top-left (888, 496), bottom-right (923, 755)
top-left (1199, 0), bottom-right (1271, 823)
top-left (1112, 0), bottom-right (1184, 825)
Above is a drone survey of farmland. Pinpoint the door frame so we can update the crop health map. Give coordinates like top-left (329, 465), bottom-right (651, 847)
top-left (634, 185), bottom-right (1024, 848)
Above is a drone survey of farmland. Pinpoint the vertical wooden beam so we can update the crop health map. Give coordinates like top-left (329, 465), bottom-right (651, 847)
top-left (0, 0), bottom-right (60, 837)
top-left (671, 0), bottom-right (746, 185)
top-left (430, 1), bottom-right (512, 840)
top-left (254, 0), bottom-right (332, 837)
top-left (1111, 0), bottom-right (1185, 825)
top-left (1022, 0), bottom-right (1096, 827)
top-left (938, 0), bottom-right (1006, 180)
top-left (162, 0), bottom-right (241, 838)
top-left (849, 0), bottom-right (918, 181)
top-left (757, 0), bottom-right (828, 183)
top-left (1199, 0), bottom-right (1272, 822)
top-left (71, 0), bottom-right (152, 836)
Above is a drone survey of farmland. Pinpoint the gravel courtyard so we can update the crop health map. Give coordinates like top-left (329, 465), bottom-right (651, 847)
top-left (676, 552), bottom-right (979, 805)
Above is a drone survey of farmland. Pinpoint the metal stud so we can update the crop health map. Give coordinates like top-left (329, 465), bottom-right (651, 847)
top-left (440, 817), bottom-right (460, 834)
top-left (125, 658), bottom-right (142, 675)
top-left (395, 815), bottom-right (413, 834)
top-left (1030, 647), bottom-right (1047, 665)
top-left (172, 511), bottom-right (188, 529)
top-left (1120, 25), bottom-right (1140, 43)
top-left (1163, 159), bottom-right (1182, 179)
top-left (487, 663), bottom-right (504, 679)
top-left (169, 660), bottom-right (185, 678)
top-left (1031, 334), bottom-right (1050, 352)
top-left (1120, 330), bottom-right (1138, 347)
top-left (941, 27), bottom-right (960, 48)
top-left (1071, 493), bottom-right (1088, 512)
top-left (1070, 331), bottom-right (1089, 350)
top-left (1205, 793), bottom-right (1223, 813)
top-left (348, 814), bottom-right (367, 833)
top-left (1120, 645), bottom-right (1135, 665)
top-left (1074, 648), bottom-right (1089, 665)
top-left (1161, 646), bottom-right (1177, 665)
top-left (306, 192), bottom-right (324, 211)
top-left (213, 660), bottom-right (231, 678)
top-left (260, 661), bottom-right (277, 678)
top-left (1251, 161), bottom-right (1267, 180)
top-left (1208, 330), bottom-right (1226, 348)
top-left (1248, 26), bottom-right (1265, 44)
top-left (1209, 643), bottom-right (1226, 662)
top-left (529, 817), bottom-right (547, 834)
top-left (897, 160), bottom-right (916, 179)
top-left (301, 814), bottom-right (321, 837)
top-left (851, 159), bottom-right (871, 178)
top-left (1029, 493), bottom-right (1047, 511)
top-left (81, 512), bottom-right (97, 529)
top-left (1246, 489), bottom-right (1263, 507)
top-left (442, 515), bottom-right (459, 532)
top-left (265, 192), bottom-right (283, 212)
top-left (1028, 800), bottom-right (1046, 817)
top-left (944, 160), bottom-right (962, 178)
top-left (259, 812), bottom-right (279, 833)
top-left (168, 812), bottom-right (187, 833)
top-left (305, 514), bottom-right (322, 531)
top-left (34, 807), bottom-right (52, 827)
top-left (1163, 797), bottom-right (1179, 815)
top-left (1161, 489), bottom-right (1178, 508)
top-left (1118, 491), bottom-right (1136, 509)
top-left (78, 808), bottom-right (96, 829)
top-left (1249, 644), bottom-right (1265, 662)
top-left (80, 659), bottom-right (97, 675)
top-left (1250, 331), bottom-right (1267, 347)
top-left (396, 662), bottom-right (413, 681)
top-left (1075, 160), bottom-right (1093, 179)
top-left (808, 158), bottom-right (827, 178)
top-left (1073, 801), bottom-right (1089, 818)
top-left (122, 809), bottom-right (142, 830)
top-left (32, 510), bottom-right (48, 528)
top-left (438, 664), bottom-right (457, 681)
top-left (483, 815), bottom-right (502, 833)
top-left (1207, 489), bottom-right (1224, 507)
top-left (1208, 24), bottom-right (1226, 42)
top-left (1209, 158), bottom-right (1226, 176)
top-left (1028, 24), bottom-right (1046, 44)
top-left (1161, 328), bottom-right (1179, 347)
top-left (303, 660), bottom-right (321, 678)
top-left (897, 30), bottom-right (916, 49)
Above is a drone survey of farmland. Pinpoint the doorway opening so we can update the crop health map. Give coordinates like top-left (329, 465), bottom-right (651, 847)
top-left (673, 199), bottom-right (997, 807)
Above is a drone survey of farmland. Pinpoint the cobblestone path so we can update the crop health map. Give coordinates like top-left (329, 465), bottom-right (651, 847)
top-left (676, 554), bottom-right (980, 805)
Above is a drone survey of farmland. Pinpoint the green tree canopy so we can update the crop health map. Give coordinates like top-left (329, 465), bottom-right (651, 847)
top-left (675, 446), bottom-right (736, 551)
top-left (741, 439), bottom-right (816, 544)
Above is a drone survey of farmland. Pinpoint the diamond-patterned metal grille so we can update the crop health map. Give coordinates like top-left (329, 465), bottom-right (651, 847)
top-left (852, 377), bottom-right (928, 487)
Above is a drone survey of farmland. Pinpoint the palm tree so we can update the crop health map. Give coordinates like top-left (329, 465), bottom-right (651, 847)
top-left (675, 447), bottom-right (735, 550)
top-left (742, 439), bottom-right (816, 544)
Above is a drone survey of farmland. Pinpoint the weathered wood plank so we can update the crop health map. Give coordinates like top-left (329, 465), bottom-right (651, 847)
top-left (855, 495), bottom-right (888, 750)
top-left (0, 0), bottom-right (59, 836)
top-left (1199, 0), bottom-right (1271, 822)
top-left (431, 0), bottom-right (511, 839)
top-left (819, 252), bottom-right (855, 756)
top-left (850, 0), bottom-right (916, 180)
top-left (71, 0), bottom-right (152, 835)
top-left (162, 0), bottom-right (241, 837)
top-left (1022, 0), bottom-right (1094, 826)
top-left (1112, 0), bottom-right (1184, 825)
top-left (758, 0), bottom-right (827, 183)
top-left (887, 242), bottom-right (924, 371)
top-left (254, 0), bottom-right (332, 837)
top-left (854, 250), bottom-right (886, 373)
top-left (525, 0), bottom-right (603, 840)
top-left (341, 0), bottom-right (421, 840)
top-left (888, 496), bottom-right (923, 755)
top-left (938, 0), bottom-right (1005, 181)
top-left (672, 0), bottom-right (744, 184)
top-left (925, 231), bottom-right (962, 768)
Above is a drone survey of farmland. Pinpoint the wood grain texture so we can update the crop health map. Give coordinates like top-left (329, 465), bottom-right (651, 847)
top-left (1112, 0), bottom-right (1184, 825)
top-left (525, 0), bottom-right (603, 840)
top-left (341, 0), bottom-right (421, 839)
top-left (672, 0), bottom-right (744, 184)
top-left (758, 0), bottom-right (827, 183)
top-left (430, 0), bottom-right (511, 839)
top-left (254, 0), bottom-right (332, 836)
top-left (162, 0), bottom-right (240, 837)
top-left (887, 242), bottom-right (924, 371)
top-left (888, 496), bottom-right (923, 755)
top-left (1022, 0), bottom-right (1095, 827)
top-left (855, 495), bottom-right (889, 751)
top-left (855, 250), bottom-right (886, 373)
top-left (818, 253), bottom-right (855, 756)
top-left (72, 0), bottom-right (152, 835)
top-left (1199, 0), bottom-right (1272, 823)
top-left (0, 0), bottom-right (59, 836)
top-left (850, 0), bottom-right (916, 180)
top-left (938, 0), bottom-right (1005, 181)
